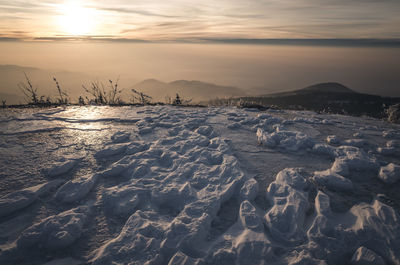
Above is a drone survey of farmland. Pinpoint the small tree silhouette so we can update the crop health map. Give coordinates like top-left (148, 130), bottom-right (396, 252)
top-left (78, 96), bottom-right (85, 105)
top-left (173, 93), bottom-right (182, 105)
top-left (172, 93), bottom-right (192, 105)
top-left (1, 100), bottom-right (6, 108)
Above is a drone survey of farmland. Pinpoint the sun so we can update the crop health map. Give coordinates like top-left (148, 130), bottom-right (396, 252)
top-left (58, 1), bottom-right (96, 36)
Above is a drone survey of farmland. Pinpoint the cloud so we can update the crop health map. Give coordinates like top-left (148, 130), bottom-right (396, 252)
top-left (0, 0), bottom-right (399, 40)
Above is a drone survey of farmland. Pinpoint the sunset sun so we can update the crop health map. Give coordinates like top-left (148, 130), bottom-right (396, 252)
top-left (58, 1), bottom-right (96, 36)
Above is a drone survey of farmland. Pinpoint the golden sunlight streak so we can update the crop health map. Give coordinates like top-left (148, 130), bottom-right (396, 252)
top-left (57, 1), bottom-right (96, 36)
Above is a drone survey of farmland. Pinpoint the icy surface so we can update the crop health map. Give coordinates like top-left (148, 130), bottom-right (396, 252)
top-left (0, 106), bottom-right (399, 265)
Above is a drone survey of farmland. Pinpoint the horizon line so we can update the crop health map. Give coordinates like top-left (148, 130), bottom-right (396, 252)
top-left (1, 37), bottom-right (400, 47)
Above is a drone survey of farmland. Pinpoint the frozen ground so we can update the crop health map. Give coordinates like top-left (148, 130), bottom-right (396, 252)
top-left (0, 105), bottom-right (399, 265)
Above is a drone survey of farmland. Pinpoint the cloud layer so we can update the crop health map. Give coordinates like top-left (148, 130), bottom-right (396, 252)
top-left (0, 0), bottom-right (399, 40)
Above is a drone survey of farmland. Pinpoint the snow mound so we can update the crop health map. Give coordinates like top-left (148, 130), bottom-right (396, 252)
top-left (378, 163), bottom-right (400, 184)
top-left (257, 128), bottom-right (315, 151)
top-left (313, 169), bottom-right (353, 191)
top-left (351, 246), bottom-right (385, 265)
top-left (102, 184), bottom-right (141, 216)
top-left (330, 146), bottom-right (379, 176)
top-left (0, 180), bottom-right (63, 217)
top-left (94, 143), bottom-right (129, 158)
top-left (55, 174), bottom-right (98, 203)
top-left (326, 135), bottom-right (340, 145)
top-left (239, 178), bottom-right (259, 201)
top-left (311, 144), bottom-right (337, 158)
top-left (239, 200), bottom-right (263, 231)
top-left (265, 168), bottom-right (309, 244)
top-left (111, 131), bottom-right (131, 143)
top-left (17, 206), bottom-right (90, 250)
top-left (292, 117), bottom-right (321, 124)
top-left (306, 193), bottom-right (400, 264)
top-left (90, 117), bottom-right (248, 264)
top-left (1, 106), bottom-right (400, 265)
top-left (47, 159), bottom-right (80, 177)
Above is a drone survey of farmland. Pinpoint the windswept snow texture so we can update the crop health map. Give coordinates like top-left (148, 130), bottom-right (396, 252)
top-left (0, 106), bottom-right (400, 265)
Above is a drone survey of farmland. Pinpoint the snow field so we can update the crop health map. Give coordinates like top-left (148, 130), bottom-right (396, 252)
top-left (0, 106), bottom-right (399, 264)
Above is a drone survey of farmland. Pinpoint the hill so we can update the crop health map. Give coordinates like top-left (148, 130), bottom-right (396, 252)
top-left (261, 82), bottom-right (357, 98)
top-left (131, 79), bottom-right (246, 103)
top-left (212, 82), bottom-right (400, 119)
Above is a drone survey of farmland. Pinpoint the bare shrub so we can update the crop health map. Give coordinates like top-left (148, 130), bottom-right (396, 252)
top-left (108, 79), bottom-right (123, 105)
top-left (82, 79), bottom-right (123, 105)
top-left (18, 73), bottom-right (39, 104)
top-left (53, 77), bottom-right (69, 104)
top-left (82, 81), bottom-right (108, 105)
top-left (131, 88), bottom-right (152, 104)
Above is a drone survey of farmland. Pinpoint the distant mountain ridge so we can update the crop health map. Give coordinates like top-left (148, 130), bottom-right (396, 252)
top-left (299, 82), bottom-right (356, 93)
top-left (131, 79), bottom-right (246, 102)
top-left (262, 82), bottom-right (357, 98)
top-left (220, 82), bottom-right (400, 119)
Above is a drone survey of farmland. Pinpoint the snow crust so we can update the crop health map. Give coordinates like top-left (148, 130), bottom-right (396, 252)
top-left (0, 106), bottom-right (399, 265)
top-left (0, 180), bottom-right (63, 217)
top-left (17, 206), bottom-right (90, 249)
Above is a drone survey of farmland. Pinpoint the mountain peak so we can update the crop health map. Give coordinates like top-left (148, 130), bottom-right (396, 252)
top-left (300, 82), bottom-right (356, 93)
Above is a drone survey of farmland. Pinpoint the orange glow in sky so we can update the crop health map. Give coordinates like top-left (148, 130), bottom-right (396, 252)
top-left (57, 1), bottom-right (97, 36)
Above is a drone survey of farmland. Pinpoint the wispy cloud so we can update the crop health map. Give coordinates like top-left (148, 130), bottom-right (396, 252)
top-left (0, 0), bottom-right (399, 41)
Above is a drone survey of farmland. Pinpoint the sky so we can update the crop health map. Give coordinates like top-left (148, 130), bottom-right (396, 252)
top-left (0, 0), bottom-right (400, 41)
